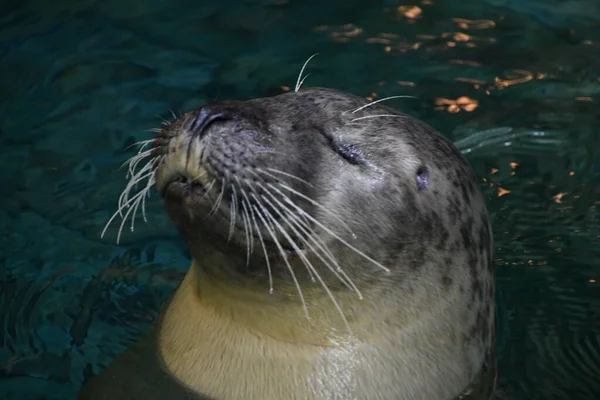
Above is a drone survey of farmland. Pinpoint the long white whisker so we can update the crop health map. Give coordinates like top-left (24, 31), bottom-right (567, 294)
top-left (118, 161), bottom-right (157, 218)
top-left (249, 170), bottom-right (356, 238)
top-left (250, 202), bottom-right (309, 318)
top-left (104, 187), bottom-right (147, 244)
top-left (202, 179), bottom-right (216, 199)
top-left (124, 138), bottom-right (155, 153)
top-left (239, 194), bottom-right (252, 267)
top-left (125, 148), bottom-right (155, 177)
top-left (209, 178), bottom-right (226, 216)
top-left (259, 168), bottom-right (314, 188)
top-left (351, 95), bottom-right (419, 114)
top-left (260, 190), bottom-right (363, 299)
top-left (297, 73), bottom-right (311, 91)
top-left (244, 191), bottom-right (274, 294)
top-left (295, 53), bottom-right (319, 92)
top-left (259, 180), bottom-right (390, 273)
top-left (351, 114), bottom-right (404, 122)
top-left (228, 186), bottom-right (238, 243)
top-left (240, 198), bottom-right (254, 258)
top-left (140, 172), bottom-right (157, 223)
top-left (254, 193), bottom-right (352, 333)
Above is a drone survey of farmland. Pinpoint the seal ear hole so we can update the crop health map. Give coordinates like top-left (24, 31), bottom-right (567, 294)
top-left (416, 166), bottom-right (429, 191)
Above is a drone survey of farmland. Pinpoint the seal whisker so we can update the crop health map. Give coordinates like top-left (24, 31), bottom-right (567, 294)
top-left (209, 178), bottom-right (226, 216)
top-left (116, 162), bottom-right (156, 220)
top-left (262, 181), bottom-right (390, 273)
top-left (124, 138), bottom-right (156, 153)
top-left (258, 168), bottom-right (314, 188)
top-left (253, 150), bottom-right (311, 167)
top-left (118, 159), bottom-right (158, 216)
top-left (228, 187), bottom-right (238, 243)
top-left (257, 193), bottom-right (353, 333)
top-left (248, 170), bottom-right (356, 237)
top-left (295, 53), bottom-right (319, 92)
top-left (243, 189), bottom-right (274, 294)
top-left (128, 176), bottom-right (153, 232)
top-left (238, 191), bottom-right (253, 267)
top-left (350, 114), bottom-right (405, 123)
top-left (259, 190), bottom-right (363, 300)
top-left (271, 199), bottom-right (362, 298)
top-left (103, 187), bottom-right (148, 244)
top-left (201, 179), bottom-right (217, 200)
top-left (240, 198), bottom-right (255, 258)
top-left (250, 200), bottom-right (309, 318)
top-left (125, 148), bottom-right (155, 177)
top-left (350, 95), bottom-right (419, 114)
top-left (246, 178), bottom-right (359, 289)
top-left (121, 148), bottom-right (154, 178)
top-left (139, 172), bottom-right (156, 223)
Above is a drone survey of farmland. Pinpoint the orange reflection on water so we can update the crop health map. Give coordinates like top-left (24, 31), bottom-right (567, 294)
top-left (553, 193), bottom-right (568, 204)
top-left (452, 18), bottom-right (496, 30)
top-left (449, 59), bottom-right (483, 67)
top-left (497, 187), bottom-right (511, 197)
top-left (314, 24), bottom-right (363, 43)
top-left (435, 96), bottom-right (478, 112)
top-left (455, 77), bottom-right (487, 86)
top-left (495, 69), bottom-right (533, 89)
top-left (398, 5), bottom-right (422, 20)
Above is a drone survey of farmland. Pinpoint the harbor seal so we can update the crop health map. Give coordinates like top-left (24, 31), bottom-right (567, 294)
top-left (79, 85), bottom-right (496, 400)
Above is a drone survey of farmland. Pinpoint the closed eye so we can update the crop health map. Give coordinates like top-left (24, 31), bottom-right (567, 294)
top-left (318, 128), bottom-right (366, 165)
top-left (331, 142), bottom-right (365, 165)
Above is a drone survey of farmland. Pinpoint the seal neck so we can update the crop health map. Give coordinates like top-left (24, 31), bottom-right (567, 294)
top-left (187, 254), bottom-right (361, 346)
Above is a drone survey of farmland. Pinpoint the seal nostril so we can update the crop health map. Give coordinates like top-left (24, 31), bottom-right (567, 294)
top-left (416, 166), bottom-right (429, 191)
top-left (189, 108), bottom-right (229, 139)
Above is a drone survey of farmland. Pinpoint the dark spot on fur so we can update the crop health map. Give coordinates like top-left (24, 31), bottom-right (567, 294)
top-left (438, 226), bottom-right (450, 249)
top-left (471, 276), bottom-right (483, 303)
top-left (460, 182), bottom-right (471, 207)
top-left (460, 224), bottom-right (471, 250)
top-left (442, 275), bottom-right (453, 288)
top-left (410, 247), bottom-right (426, 270)
top-left (416, 166), bottom-right (429, 191)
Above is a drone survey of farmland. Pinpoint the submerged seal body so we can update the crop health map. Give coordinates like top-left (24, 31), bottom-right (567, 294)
top-left (80, 87), bottom-right (496, 400)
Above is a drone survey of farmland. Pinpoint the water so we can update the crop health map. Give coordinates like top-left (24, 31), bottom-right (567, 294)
top-left (0, 0), bottom-right (599, 399)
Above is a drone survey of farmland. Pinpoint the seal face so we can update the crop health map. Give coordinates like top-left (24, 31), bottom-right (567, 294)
top-left (82, 87), bottom-right (496, 400)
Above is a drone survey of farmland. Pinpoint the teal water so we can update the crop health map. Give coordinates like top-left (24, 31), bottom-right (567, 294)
top-left (1, 0), bottom-right (599, 399)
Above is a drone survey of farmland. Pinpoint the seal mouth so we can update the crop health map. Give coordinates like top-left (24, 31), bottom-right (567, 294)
top-left (162, 174), bottom-right (207, 199)
top-left (161, 171), bottom-right (309, 257)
